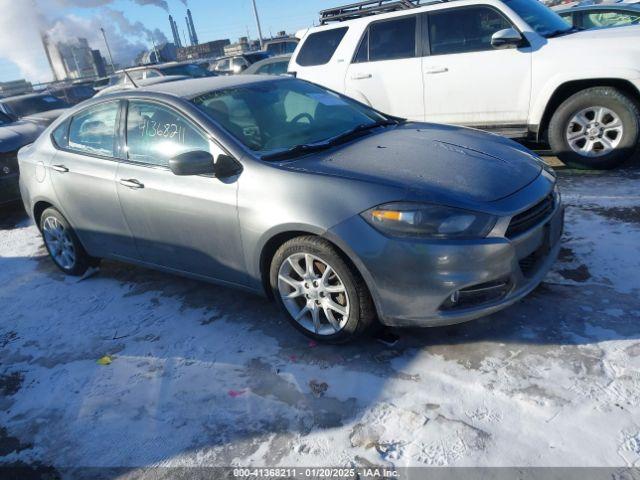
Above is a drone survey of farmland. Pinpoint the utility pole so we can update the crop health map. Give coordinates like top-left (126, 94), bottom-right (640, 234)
top-left (251, 0), bottom-right (264, 49)
top-left (100, 28), bottom-right (116, 71)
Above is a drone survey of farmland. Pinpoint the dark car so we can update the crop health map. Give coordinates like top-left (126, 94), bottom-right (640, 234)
top-left (0, 93), bottom-right (70, 127)
top-left (210, 52), bottom-right (271, 75)
top-left (242, 54), bottom-right (292, 76)
top-left (0, 111), bottom-right (44, 206)
top-left (48, 84), bottom-right (96, 105)
top-left (555, 3), bottom-right (640, 28)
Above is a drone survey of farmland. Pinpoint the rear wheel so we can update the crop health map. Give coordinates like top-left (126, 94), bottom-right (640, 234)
top-left (548, 87), bottom-right (639, 169)
top-left (270, 236), bottom-right (376, 344)
top-left (40, 207), bottom-right (97, 276)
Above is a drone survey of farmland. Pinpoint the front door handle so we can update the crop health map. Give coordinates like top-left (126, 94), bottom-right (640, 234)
top-left (119, 178), bottom-right (145, 189)
top-left (351, 73), bottom-right (372, 80)
top-left (51, 164), bottom-right (69, 173)
top-left (425, 66), bottom-right (449, 74)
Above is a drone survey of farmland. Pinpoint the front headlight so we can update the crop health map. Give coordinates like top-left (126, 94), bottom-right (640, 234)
top-left (361, 202), bottom-right (497, 239)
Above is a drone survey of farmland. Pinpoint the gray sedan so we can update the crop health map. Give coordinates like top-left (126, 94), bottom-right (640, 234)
top-left (18, 76), bottom-right (564, 343)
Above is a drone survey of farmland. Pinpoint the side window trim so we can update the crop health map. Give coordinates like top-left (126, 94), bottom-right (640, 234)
top-left (426, 4), bottom-right (524, 56)
top-left (52, 99), bottom-right (121, 162)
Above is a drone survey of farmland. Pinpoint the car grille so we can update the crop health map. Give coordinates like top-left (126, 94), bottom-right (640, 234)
top-left (506, 194), bottom-right (555, 238)
top-left (518, 251), bottom-right (541, 278)
top-left (0, 151), bottom-right (18, 177)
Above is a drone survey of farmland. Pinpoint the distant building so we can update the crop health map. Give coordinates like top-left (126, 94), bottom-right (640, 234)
top-left (224, 37), bottom-right (260, 56)
top-left (177, 39), bottom-right (230, 61)
top-left (41, 35), bottom-right (107, 81)
top-left (0, 79), bottom-right (33, 97)
top-left (136, 43), bottom-right (178, 65)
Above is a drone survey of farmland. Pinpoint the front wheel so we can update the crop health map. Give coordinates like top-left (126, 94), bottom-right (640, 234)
top-left (40, 207), bottom-right (98, 276)
top-left (548, 87), bottom-right (640, 169)
top-left (270, 236), bottom-right (376, 344)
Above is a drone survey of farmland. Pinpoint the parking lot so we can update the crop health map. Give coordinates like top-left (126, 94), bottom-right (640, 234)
top-left (1, 163), bottom-right (639, 472)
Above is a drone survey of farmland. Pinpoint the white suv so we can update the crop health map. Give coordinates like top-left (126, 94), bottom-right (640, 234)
top-left (289, 0), bottom-right (640, 169)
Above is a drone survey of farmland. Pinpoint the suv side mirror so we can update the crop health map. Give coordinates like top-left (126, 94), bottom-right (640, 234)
top-left (169, 150), bottom-right (215, 176)
top-left (491, 28), bottom-right (523, 49)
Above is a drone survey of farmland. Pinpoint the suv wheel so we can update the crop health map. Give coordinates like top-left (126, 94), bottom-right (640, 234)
top-left (270, 236), bottom-right (376, 344)
top-left (548, 87), bottom-right (640, 169)
top-left (40, 207), bottom-right (98, 276)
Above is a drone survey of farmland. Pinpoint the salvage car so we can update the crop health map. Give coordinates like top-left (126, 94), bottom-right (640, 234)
top-left (1, 111), bottom-right (44, 206)
top-left (18, 76), bottom-right (564, 343)
top-left (290, 0), bottom-right (640, 169)
top-left (0, 93), bottom-right (70, 127)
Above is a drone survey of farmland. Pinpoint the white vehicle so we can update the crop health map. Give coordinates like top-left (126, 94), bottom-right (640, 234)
top-left (289, 0), bottom-right (640, 169)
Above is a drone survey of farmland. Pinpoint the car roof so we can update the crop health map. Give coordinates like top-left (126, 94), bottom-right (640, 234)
top-left (0, 92), bottom-right (57, 103)
top-left (558, 2), bottom-right (640, 10)
top-left (139, 75), bottom-right (282, 99)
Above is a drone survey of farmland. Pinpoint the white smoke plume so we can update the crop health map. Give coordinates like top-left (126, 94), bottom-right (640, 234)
top-left (0, 0), bottom-right (171, 83)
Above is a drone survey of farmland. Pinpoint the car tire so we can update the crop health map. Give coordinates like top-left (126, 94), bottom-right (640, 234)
top-left (40, 207), bottom-right (98, 276)
top-left (548, 87), bottom-right (640, 169)
top-left (270, 236), bottom-right (377, 344)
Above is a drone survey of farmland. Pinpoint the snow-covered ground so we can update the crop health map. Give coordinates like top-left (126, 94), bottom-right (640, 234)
top-left (1, 168), bottom-right (640, 475)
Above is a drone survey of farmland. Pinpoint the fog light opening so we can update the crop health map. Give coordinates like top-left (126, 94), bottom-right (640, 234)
top-left (440, 278), bottom-right (512, 311)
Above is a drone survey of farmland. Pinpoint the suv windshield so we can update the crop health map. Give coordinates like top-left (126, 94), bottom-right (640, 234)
top-left (4, 95), bottom-right (69, 118)
top-left (504, 0), bottom-right (573, 36)
top-left (191, 78), bottom-right (390, 158)
top-left (158, 64), bottom-right (213, 78)
top-left (244, 52), bottom-right (271, 64)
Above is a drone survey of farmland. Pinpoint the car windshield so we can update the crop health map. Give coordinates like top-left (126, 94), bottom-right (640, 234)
top-left (504, 0), bottom-right (574, 36)
top-left (3, 95), bottom-right (70, 117)
top-left (191, 79), bottom-right (390, 158)
top-left (159, 64), bottom-right (212, 78)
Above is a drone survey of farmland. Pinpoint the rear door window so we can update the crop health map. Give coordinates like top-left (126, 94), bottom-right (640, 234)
top-left (68, 101), bottom-right (119, 157)
top-left (368, 16), bottom-right (417, 62)
top-left (296, 27), bottom-right (348, 66)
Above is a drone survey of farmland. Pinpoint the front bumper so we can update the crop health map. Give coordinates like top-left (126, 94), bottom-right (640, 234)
top-left (328, 189), bottom-right (565, 328)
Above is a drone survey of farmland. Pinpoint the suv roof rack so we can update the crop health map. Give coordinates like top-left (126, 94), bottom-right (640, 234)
top-left (319, 0), bottom-right (440, 24)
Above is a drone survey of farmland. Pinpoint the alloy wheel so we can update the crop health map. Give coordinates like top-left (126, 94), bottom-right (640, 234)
top-left (42, 216), bottom-right (76, 270)
top-left (277, 252), bottom-right (350, 336)
top-left (565, 106), bottom-right (623, 157)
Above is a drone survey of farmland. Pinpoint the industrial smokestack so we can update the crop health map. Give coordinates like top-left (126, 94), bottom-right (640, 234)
top-left (168, 15), bottom-right (182, 48)
top-left (186, 9), bottom-right (198, 46)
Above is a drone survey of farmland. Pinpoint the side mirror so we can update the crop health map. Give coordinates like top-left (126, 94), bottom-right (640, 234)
top-left (169, 150), bottom-right (215, 176)
top-left (491, 28), bottom-right (524, 49)
top-left (213, 154), bottom-right (242, 178)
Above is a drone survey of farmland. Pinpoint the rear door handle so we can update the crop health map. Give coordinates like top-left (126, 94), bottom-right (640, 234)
top-left (425, 66), bottom-right (448, 74)
top-left (350, 73), bottom-right (372, 80)
top-left (119, 178), bottom-right (145, 189)
top-left (51, 164), bottom-right (69, 173)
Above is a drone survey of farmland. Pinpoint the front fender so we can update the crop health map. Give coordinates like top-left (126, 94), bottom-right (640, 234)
top-left (529, 70), bottom-right (640, 126)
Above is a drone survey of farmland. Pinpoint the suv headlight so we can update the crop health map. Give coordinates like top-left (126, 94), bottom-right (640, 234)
top-left (361, 202), bottom-right (497, 239)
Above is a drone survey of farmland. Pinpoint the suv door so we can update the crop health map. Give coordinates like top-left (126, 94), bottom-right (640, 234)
top-left (422, 5), bottom-right (532, 127)
top-left (345, 15), bottom-right (425, 120)
top-left (115, 99), bottom-right (246, 285)
top-left (48, 100), bottom-right (138, 258)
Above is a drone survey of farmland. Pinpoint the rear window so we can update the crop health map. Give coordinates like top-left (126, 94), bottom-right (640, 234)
top-left (296, 27), bottom-right (348, 67)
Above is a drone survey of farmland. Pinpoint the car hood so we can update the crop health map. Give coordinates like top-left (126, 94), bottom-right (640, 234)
top-left (22, 108), bottom-right (68, 126)
top-left (282, 123), bottom-right (543, 203)
top-left (0, 120), bottom-right (43, 153)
